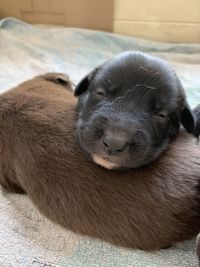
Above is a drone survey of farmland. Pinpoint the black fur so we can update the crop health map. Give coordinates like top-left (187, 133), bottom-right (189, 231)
top-left (75, 51), bottom-right (196, 169)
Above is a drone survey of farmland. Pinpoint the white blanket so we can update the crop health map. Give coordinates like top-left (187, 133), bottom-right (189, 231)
top-left (0, 18), bottom-right (200, 267)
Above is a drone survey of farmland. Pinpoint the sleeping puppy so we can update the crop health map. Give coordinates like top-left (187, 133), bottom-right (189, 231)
top-left (75, 51), bottom-right (196, 169)
top-left (0, 73), bottom-right (200, 252)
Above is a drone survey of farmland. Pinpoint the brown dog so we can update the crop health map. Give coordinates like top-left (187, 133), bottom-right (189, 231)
top-left (0, 73), bottom-right (200, 251)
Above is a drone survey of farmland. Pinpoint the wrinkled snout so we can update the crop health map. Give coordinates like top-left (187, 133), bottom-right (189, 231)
top-left (103, 130), bottom-right (130, 156)
top-left (78, 110), bottom-right (155, 169)
top-left (91, 111), bottom-right (150, 158)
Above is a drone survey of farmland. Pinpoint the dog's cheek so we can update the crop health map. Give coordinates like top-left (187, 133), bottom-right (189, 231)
top-left (152, 118), bottom-right (169, 142)
top-left (129, 135), bottom-right (151, 163)
top-left (167, 115), bottom-right (180, 138)
top-left (78, 123), bottom-right (102, 154)
top-left (77, 95), bottom-right (91, 118)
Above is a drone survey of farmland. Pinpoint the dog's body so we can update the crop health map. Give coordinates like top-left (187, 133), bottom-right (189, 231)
top-left (75, 52), bottom-right (195, 170)
top-left (0, 73), bottom-right (200, 251)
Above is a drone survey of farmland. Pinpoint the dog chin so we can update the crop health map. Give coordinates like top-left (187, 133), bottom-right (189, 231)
top-left (92, 155), bottom-right (120, 170)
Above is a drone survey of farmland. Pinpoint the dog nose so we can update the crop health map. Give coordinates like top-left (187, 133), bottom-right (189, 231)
top-left (103, 132), bottom-right (128, 155)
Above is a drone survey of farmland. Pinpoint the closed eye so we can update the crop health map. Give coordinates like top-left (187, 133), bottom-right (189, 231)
top-left (154, 111), bottom-right (168, 119)
top-left (95, 88), bottom-right (107, 97)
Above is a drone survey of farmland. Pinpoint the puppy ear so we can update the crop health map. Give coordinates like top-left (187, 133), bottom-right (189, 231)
top-left (41, 73), bottom-right (72, 89)
top-left (55, 74), bottom-right (71, 87)
top-left (74, 74), bottom-right (90, 96)
top-left (181, 102), bottom-right (196, 134)
top-left (74, 65), bottom-right (102, 96)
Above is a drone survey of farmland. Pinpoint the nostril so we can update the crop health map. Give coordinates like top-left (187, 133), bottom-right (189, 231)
top-left (103, 141), bottom-right (109, 148)
top-left (116, 148), bottom-right (124, 152)
top-left (103, 138), bottom-right (128, 155)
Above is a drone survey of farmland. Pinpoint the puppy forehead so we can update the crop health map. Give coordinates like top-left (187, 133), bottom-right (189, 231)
top-left (93, 72), bottom-right (177, 104)
top-left (93, 53), bottom-right (178, 95)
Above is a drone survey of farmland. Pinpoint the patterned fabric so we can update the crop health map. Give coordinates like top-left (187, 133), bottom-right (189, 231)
top-left (0, 17), bottom-right (200, 267)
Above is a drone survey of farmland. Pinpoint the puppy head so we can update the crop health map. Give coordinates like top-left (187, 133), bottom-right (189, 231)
top-left (75, 51), bottom-right (195, 170)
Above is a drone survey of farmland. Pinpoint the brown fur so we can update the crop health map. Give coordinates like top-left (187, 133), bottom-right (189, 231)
top-left (0, 73), bottom-right (200, 251)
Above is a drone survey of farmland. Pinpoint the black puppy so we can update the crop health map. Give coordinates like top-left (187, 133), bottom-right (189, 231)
top-left (75, 51), bottom-right (195, 169)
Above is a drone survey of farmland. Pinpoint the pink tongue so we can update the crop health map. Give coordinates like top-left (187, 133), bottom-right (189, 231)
top-left (92, 155), bottom-right (119, 170)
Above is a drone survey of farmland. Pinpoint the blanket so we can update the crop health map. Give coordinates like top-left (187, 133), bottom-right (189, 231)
top-left (0, 17), bottom-right (200, 267)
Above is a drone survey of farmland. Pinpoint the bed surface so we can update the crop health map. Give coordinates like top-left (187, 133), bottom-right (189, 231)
top-left (0, 17), bottom-right (200, 267)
